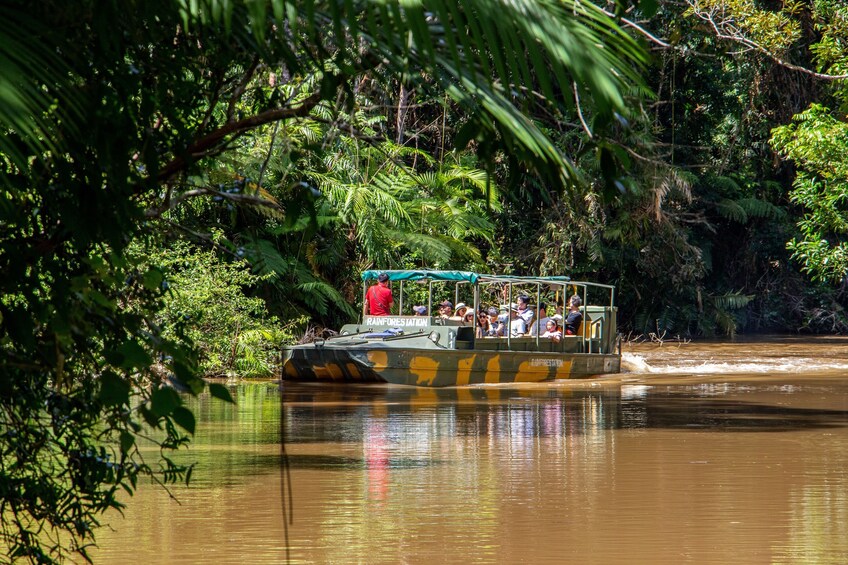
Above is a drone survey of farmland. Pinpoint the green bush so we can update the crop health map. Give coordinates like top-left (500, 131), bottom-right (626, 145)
top-left (153, 240), bottom-right (300, 378)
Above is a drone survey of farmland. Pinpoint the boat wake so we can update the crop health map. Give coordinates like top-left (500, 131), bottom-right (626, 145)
top-left (621, 351), bottom-right (848, 375)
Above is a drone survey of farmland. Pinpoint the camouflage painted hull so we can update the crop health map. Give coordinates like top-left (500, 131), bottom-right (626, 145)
top-left (281, 340), bottom-right (620, 387)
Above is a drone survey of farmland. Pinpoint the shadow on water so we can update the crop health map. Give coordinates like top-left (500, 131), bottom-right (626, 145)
top-left (253, 453), bottom-right (437, 470)
top-left (627, 395), bottom-right (848, 432)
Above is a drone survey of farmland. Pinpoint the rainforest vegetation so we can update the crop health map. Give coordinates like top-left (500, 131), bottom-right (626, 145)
top-left (2, 0), bottom-right (848, 562)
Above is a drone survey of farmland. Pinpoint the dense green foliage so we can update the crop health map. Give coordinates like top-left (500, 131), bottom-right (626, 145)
top-left (4, 0), bottom-right (848, 561)
top-left (0, 0), bottom-right (650, 561)
top-left (150, 240), bottom-right (301, 377)
top-left (772, 104), bottom-right (848, 285)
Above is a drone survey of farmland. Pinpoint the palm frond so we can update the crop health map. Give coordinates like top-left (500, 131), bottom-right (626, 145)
top-left (182, 0), bottom-right (647, 188)
top-left (296, 280), bottom-right (358, 317)
top-left (737, 197), bottom-right (787, 221)
top-left (0, 10), bottom-right (81, 175)
top-left (715, 199), bottom-right (748, 223)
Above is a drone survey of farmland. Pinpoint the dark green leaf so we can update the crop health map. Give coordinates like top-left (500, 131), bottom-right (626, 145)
top-left (454, 120), bottom-right (479, 151)
top-left (171, 406), bottom-right (196, 435)
top-left (120, 431), bottom-right (135, 454)
top-left (139, 405), bottom-right (160, 428)
top-left (208, 383), bottom-right (235, 403)
top-left (98, 371), bottom-right (131, 407)
top-left (118, 340), bottom-right (153, 370)
top-left (142, 268), bottom-right (163, 291)
top-left (639, 0), bottom-right (659, 17)
top-left (151, 386), bottom-right (181, 417)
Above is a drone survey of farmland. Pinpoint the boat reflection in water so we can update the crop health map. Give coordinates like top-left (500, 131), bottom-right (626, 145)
top-left (280, 382), bottom-right (624, 462)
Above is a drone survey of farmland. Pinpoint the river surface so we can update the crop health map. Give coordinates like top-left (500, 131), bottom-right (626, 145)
top-left (90, 337), bottom-right (848, 564)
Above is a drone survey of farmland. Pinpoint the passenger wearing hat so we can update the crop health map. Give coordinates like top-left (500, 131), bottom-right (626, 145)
top-left (365, 272), bottom-right (393, 316)
top-left (450, 302), bottom-right (468, 322)
top-left (412, 305), bottom-right (428, 316)
top-left (507, 303), bottom-right (527, 337)
top-left (437, 300), bottom-right (453, 319)
top-left (484, 306), bottom-right (503, 337)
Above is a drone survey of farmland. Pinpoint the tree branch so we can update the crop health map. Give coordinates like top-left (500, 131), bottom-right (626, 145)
top-left (145, 185), bottom-right (283, 219)
top-left (572, 82), bottom-right (593, 140)
top-left (686, 1), bottom-right (848, 81)
top-left (155, 92), bottom-right (323, 183)
top-left (596, 7), bottom-right (672, 49)
top-left (227, 57), bottom-right (261, 121)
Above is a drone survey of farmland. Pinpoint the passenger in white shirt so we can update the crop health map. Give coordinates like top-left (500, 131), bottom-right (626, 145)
top-left (516, 295), bottom-right (534, 327)
top-left (528, 302), bottom-right (552, 337)
top-left (507, 305), bottom-right (527, 337)
top-left (541, 319), bottom-right (562, 342)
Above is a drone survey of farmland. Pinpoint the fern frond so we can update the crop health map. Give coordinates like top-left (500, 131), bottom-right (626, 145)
top-left (246, 238), bottom-right (290, 278)
top-left (296, 280), bottom-right (358, 317)
top-left (716, 199), bottom-right (748, 223)
top-left (711, 292), bottom-right (754, 311)
top-left (737, 197), bottom-right (786, 220)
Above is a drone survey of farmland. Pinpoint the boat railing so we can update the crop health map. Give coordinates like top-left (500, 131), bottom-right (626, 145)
top-left (328, 329), bottom-right (374, 339)
top-left (370, 330), bottom-right (429, 342)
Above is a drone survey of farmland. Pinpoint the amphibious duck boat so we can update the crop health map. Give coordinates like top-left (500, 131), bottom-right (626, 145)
top-left (281, 270), bottom-right (620, 387)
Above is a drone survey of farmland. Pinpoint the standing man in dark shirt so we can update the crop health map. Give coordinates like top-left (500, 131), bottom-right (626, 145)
top-left (365, 272), bottom-right (393, 316)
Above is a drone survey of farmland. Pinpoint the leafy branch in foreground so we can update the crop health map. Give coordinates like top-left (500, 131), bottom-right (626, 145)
top-left (0, 0), bottom-right (649, 560)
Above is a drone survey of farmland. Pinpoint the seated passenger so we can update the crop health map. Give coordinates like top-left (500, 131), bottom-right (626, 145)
top-left (450, 302), bottom-right (469, 322)
top-left (516, 295), bottom-right (534, 326)
top-left (564, 295), bottom-right (583, 335)
top-left (528, 302), bottom-right (552, 337)
top-left (437, 300), bottom-right (453, 319)
top-left (412, 305), bottom-right (428, 316)
top-left (507, 304), bottom-right (527, 337)
top-left (541, 319), bottom-right (562, 342)
top-left (476, 308), bottom-right (490, 338)
top-left (484, 307), bottom-right (502, 337)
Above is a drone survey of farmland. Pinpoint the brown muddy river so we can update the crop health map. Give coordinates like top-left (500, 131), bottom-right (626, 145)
top-left (91, 337), bottom-right (848, 564)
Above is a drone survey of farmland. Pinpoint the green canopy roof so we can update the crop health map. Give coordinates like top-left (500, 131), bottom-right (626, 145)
top-left (361, 270), bottom-right (578, 285)
top-left (361, 270), bottom-right (480, 284)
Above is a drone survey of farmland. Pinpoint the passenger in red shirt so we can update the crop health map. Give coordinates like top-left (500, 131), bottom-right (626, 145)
top-left (365, 273), bottom-right (393, 316)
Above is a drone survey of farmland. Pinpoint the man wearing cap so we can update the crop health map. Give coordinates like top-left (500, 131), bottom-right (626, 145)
top-left (437, 300), bottom-right (453, 319)
top-left (412, 305), bottom-right (428, 316)
top-left (365, 272), bottom-right (393, 316)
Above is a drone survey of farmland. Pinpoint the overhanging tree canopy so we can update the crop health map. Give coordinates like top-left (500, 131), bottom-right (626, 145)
top-left (0, 0), bottom-right (648, 561)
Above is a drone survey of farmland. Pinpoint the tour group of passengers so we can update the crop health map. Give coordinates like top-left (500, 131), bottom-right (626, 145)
top-left (365, 272), bottom-right (583, 342)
